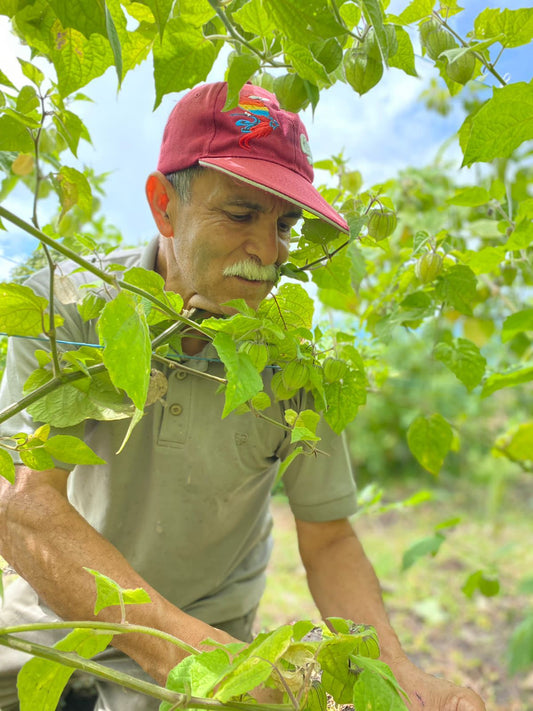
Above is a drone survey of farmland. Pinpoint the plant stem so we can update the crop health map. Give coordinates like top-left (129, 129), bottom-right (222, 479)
top-left (152, 354), bottom-right (227, 385)
top-left (0, 364), bottom-right (107, 426)
top-left (434, 12), bottom-right (507, 87)
top-left (0, 633), bottom-right (290, 711)
top-left (0, 620), bottom-right (199, 655)
top-left (0, 207), bottom-right (212, 330)
top-left (205, 0), bottom-right (286, 68)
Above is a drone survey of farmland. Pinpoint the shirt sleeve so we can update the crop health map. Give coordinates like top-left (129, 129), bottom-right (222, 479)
top-left (276, 390), bottom-right (358, 522)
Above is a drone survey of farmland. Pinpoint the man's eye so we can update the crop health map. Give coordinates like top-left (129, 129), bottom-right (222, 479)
top-left (278, 222), bottom-right (293, 235)
top-left (227, 212), bottom-right (250, 222)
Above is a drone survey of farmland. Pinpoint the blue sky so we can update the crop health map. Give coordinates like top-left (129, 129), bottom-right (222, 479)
top-left (0, 0), bottom-right (530, 278)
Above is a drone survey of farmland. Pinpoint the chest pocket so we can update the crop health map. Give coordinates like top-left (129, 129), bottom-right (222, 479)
top-left (156, 369), bottom-right (192, 447)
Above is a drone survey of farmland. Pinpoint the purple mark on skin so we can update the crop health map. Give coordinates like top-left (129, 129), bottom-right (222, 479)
top-left (415, 692), bottom-right (426, 707)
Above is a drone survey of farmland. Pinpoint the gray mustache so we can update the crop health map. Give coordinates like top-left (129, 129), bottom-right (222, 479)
top-left (223, 261), bottom-right (280, 282)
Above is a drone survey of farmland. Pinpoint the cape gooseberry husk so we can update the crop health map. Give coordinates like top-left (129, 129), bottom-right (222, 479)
top-left (323, 357), bottom-right (348, 383)
top-left (367, 209), bottom-right (397, 241)
top-left (343, 33), bottom-right (383, 96)
top-left (281, 360), bottom-right (310, 390)
top-left (445, 51), bottom-right (476, 85)
top-left (415, 252), bottom-right (443, 283)
top-left (273, 73), bottom-right (310, 113)
top-left (419, 18), bottom-right (457, 61)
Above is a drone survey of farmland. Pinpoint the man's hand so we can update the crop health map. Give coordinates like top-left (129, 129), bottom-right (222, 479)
top-left (392, 658), bottom-right (485, 711)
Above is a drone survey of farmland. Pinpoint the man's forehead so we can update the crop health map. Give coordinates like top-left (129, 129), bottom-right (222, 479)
top-left (200, 169), bottom-right (302, 217)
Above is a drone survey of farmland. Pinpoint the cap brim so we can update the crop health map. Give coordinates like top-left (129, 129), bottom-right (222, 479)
top-left (199, 157), bottom-right (349, 234)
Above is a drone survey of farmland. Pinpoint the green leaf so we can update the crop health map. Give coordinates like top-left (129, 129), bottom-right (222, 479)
top-left (323, 368), bottom-right (367, 434)
top-left (407, 414), bottom-right (453, 475)
top-left (84, 568), bottom-right (151, 614)
top-left (435, 264), bottom-right (477, 315)
top-left (56, 165), bottom-right (93, 217)
top-left (258, 283), bottom-right (314, 332)
top-left (48, 0), bottom-right (107, 38)
top-left (213, 332), bottom-right (263, 418)
top-left (233, 0), bottom-right (276, 36)
top-left (105, 1), bottom-right (123, 85)
top-left (482, 366), bottom-right (533, 398)
top-left (397, 0), bottom-right (434, 24)
top-left (18, 58), bottom-right (45, 86)
top-left (388, 25), bottom-right (418, 77)
top-left (44, 434), bottom-right (105, 465)
top-left (508, 614), bottom-right (533, 674)
top-left (462, 570), bottom-right (500, 599)
top-left (135, 0), bottom-right (172, 34)
top-left (275, 445), bottom-right (304, 485)
top-left (14, 1), bottom-right (114, 97)
top-left (318, 632), bottom-right (381, 704)
top-left (78, 293), bottom-right (106, 321)
top-left (460, 83), bottom-right (533, 166)
top-left (446, 186), bottom-right (491, 206)
top-left (361, 0), bottom-right (387, 59)
top-left (0, 449), bottom-right (15, 484)
top-left (282, 41), bottom-right (330, 85)
top-left (311, 251), bottom-right (352, 293)
top-left (402, 533), bottom-right (446, 571)
top-left (286, 408), bottom-right (321, 444)
top-left (53, 109), bottom-right (88, 158)
top-left (433, 337), bottom-right (486, 391)
top-left (19, 446), bottom-right (55, 471)
top-left (351, 657), bottom-right (408, 710)
top-left (224, 53), bottom-right (261, 110)
top-left (16, 84), bottom-right (39, 114)
top-left (165, 648), bottom-right (232, 704)
top-left (215, 625), bottom-right (293, 702)
top-left (495, 422), bottom-right (533, 463)
top-left (98, 291), bottom-right (152, 410)
top-left (502, 308), bottom-right (533, 343)
top-left (463, 246), bottom-right (505, 275)
top-left (174, 0), bottom-right (215, 27)
top-left (17, 628), bottom-right (113, 711)
top-left (0, 282), bottom-right (50, 336)
top-left (0, 68), bottom-right (16, 89)
top-left (263, 0), bottom-right (345, 42)
top-left (0, 115), bottom-right (35, 152)
top-left (474, 7), bottom-right (533, 48)
top-left (153, 18), bottom-right (217, 108)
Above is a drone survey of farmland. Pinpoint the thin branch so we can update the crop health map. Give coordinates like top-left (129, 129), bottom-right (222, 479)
top-left (205, 0), bottom-right (287, 69)
top-left (294, 234), bottom-right (357, 272)
top-left (0, 207), bottom-right (212, 330)
top-left (152, 354), bottom-right (227, 385)
top-left (434, 11), bottom-right (507, 87)
top-left (0, 634), bottom-right (291, 711)
top-left (0, 363), bottom-right (107, 426)
top-left (0, 620), bottom-right (199, 656)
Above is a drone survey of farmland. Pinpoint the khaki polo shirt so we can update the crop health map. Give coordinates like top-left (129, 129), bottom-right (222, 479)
top-left (0, 239), bottom-right (357, 624)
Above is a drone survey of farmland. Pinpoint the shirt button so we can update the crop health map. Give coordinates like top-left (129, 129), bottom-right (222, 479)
top-left (175, 370), bottom-right (187, 380)
top-left (169, 403), bottom-right (183, 416)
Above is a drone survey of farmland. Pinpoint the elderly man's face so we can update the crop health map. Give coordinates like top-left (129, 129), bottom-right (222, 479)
top-left (159, 169), bottom-right (302, 314)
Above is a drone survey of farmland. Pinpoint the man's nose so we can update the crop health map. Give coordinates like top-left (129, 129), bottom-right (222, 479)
top-left (244, 218), bottom-right (283, 266)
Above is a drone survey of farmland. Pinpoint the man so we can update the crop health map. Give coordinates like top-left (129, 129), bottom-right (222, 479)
top-left (0, 82), bottom-right (484, 710)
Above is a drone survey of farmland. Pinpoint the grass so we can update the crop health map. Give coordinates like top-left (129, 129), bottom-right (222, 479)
top-left (257, 472), bottom-right (533, 711)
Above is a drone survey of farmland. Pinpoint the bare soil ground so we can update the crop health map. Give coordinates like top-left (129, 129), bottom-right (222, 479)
top-left (257, 479), bottom-right (533, 711)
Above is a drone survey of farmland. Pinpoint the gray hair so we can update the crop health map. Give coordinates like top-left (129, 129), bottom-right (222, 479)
top-left (164, 165), bottom-right (206, 203)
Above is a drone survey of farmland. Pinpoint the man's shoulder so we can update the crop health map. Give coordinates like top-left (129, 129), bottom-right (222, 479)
top-left (24, 239), bottom-right (155, 292)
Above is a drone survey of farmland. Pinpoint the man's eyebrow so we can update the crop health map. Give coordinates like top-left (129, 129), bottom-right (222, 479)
top-left (223, 199), bottom-right (303, 219)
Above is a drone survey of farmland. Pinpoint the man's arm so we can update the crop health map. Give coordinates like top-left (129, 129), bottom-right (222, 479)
top-left (0, 465), bottom-right (238, 685)
top-left (295, 517), bottom-right (486, 711)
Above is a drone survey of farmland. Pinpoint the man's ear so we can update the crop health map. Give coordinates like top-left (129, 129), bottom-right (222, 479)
top-left (145, 171), bottom-right (174, 238)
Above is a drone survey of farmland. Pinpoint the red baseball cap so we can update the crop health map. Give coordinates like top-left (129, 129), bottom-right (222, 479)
top-left (157, 82), bottom-right (348, 234)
